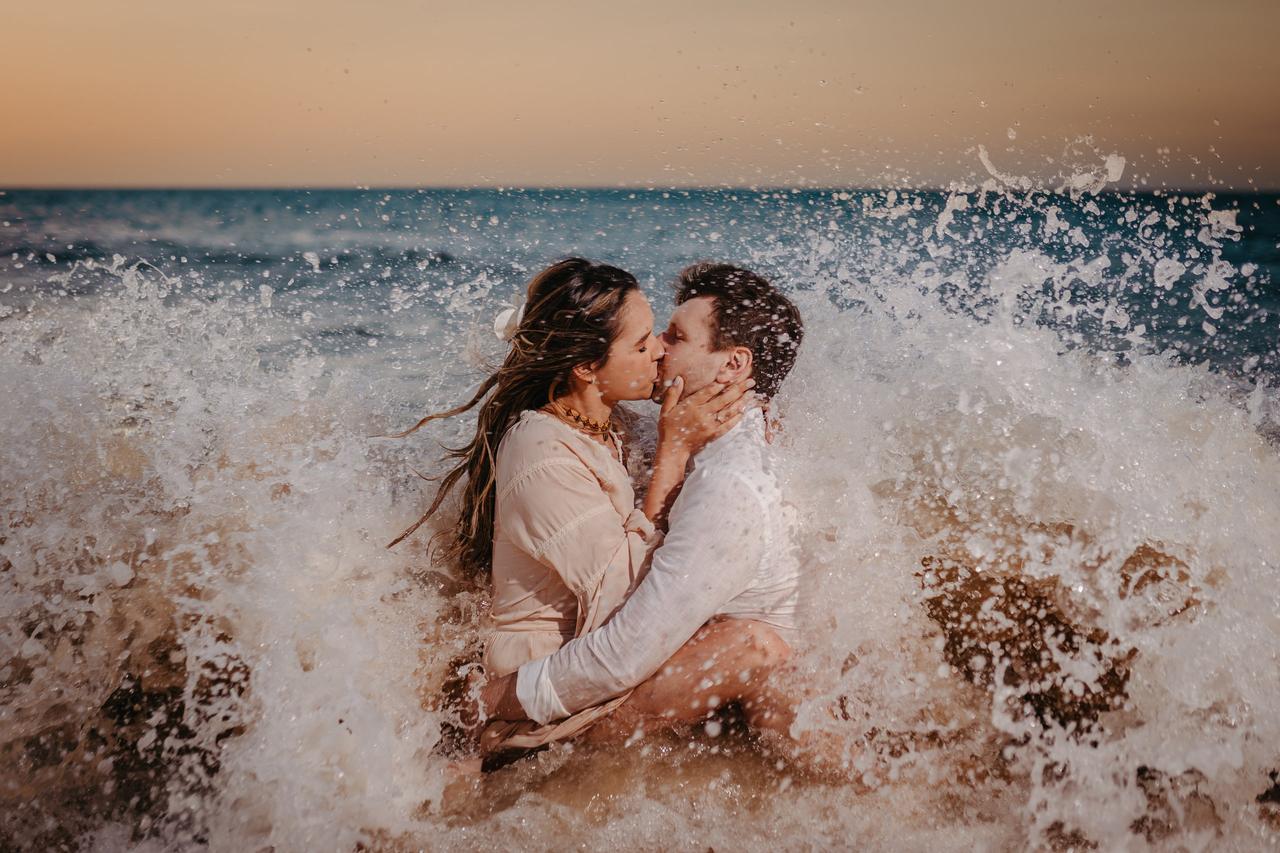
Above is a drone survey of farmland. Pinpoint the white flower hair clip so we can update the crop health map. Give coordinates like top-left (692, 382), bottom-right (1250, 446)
top-left (493, 293), bottom-right (525, 342)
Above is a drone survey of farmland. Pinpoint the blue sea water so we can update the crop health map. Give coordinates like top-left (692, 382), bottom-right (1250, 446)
top-left (3, 187), bottom-right (1277, 382)
top-left (2, 185), bottom-right (1279, 849)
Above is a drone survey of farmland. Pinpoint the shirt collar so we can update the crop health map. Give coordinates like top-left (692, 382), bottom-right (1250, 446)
top-left (693, 405), bottom-right (767, 469)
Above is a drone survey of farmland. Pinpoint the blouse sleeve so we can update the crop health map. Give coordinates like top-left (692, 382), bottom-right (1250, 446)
top-left (498, 454), bottom-right (654, 632)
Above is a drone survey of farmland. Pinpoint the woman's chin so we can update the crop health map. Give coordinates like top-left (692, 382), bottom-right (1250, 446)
top-left (603, 376), bottom-right (660, 404)
top-left (619, 381), bottom-right (657, 403)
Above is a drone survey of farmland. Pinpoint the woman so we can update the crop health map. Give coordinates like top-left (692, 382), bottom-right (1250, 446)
top-left (392, 258), bottom-right (751, 755)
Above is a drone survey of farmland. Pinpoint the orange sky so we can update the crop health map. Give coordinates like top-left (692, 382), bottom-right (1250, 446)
top-left (5, 0), bottom-right (1278, 188)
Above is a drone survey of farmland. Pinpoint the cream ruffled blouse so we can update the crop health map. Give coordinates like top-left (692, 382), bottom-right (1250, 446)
top-left (480, 409), bottom-right (660, 753)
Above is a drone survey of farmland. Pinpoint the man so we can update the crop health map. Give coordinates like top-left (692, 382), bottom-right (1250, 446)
top-left (483, 262), bottom-right (805, 742)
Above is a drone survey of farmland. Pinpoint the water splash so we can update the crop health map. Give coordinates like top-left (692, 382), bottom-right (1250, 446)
top-left (2, 163), bottom-right (1279, 849)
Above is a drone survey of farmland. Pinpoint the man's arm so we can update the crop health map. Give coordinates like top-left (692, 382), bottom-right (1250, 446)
top-left (505, 472), bottom-right (768, 724)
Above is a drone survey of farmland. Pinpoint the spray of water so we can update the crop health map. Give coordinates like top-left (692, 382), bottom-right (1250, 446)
top-left (2, 155), bottom-right (1278, 850)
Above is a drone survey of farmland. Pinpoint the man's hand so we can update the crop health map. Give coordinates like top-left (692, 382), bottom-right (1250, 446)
top-left (480, 671), bottom-right (526, 721)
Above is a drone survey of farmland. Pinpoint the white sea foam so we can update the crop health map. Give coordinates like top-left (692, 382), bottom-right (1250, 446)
top-left (2, 165), bottom-right (1278, 849)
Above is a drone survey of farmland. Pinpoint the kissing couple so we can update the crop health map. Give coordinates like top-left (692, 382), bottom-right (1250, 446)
top-left (396, 258), bottom-right (837, 772)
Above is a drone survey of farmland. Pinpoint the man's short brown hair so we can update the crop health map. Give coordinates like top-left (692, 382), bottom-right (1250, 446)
top-left (674, 262), bottom-right (803, 399)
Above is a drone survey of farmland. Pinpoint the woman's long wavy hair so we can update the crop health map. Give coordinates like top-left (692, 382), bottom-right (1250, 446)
top-left (388, 258), bottom-right (640, 577)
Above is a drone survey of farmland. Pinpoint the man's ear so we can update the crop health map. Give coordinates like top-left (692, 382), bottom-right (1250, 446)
top-left (716, 346), bottom-right (753, 383)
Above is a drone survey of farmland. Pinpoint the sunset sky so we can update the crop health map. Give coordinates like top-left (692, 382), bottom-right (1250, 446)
top-left (6, 0), bottom-right (1278, 189)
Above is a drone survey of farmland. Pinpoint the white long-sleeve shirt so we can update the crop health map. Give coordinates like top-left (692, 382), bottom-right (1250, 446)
top-left (515, 407), bottom-right (799, 725)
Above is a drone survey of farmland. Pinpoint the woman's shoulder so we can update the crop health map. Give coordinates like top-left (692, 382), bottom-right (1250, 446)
top-left (497, 410), bottom-right (583, 475)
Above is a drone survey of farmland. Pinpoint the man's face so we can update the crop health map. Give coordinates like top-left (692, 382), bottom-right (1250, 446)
top-left (655, 296), bottom-right (730, 399)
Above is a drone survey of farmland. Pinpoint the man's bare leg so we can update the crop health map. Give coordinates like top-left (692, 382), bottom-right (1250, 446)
top-left (585, 619), bottom-right (865, 783)
top-left (585, 618), bottom-right (793, 742)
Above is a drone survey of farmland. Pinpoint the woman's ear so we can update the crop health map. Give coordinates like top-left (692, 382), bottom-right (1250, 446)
top-left (716, 346), bottom-right (753, 383)
top-left (572, 363), bottom-right (597, 386)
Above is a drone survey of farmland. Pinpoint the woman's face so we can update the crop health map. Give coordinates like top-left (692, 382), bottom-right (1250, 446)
top-left (592, 289), bottom-right (664, 404)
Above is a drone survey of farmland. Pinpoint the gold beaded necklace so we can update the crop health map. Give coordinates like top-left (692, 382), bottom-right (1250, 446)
top-left (544, 400), bottom-right (613, 436)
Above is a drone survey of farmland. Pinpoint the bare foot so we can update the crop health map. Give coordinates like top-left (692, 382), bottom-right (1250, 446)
top-left (440, 756), bottom-right (484, 814)
top-left (446, 756), bottom-right (483, 778)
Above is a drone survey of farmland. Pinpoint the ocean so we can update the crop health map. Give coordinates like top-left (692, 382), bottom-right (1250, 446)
top-left (2, 180), bottom-right (1279, 850)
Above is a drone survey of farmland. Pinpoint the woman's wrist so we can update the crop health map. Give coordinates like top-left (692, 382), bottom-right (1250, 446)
top-left (653, 438), bottom-right (691, 469)
top-left (656, 419), bottom-right (699, 458)
top-left (644, 445), bottom-right (690, 526)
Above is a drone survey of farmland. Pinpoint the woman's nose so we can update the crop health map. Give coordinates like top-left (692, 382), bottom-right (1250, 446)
top-left (651, 334), bottom-right (665, 359)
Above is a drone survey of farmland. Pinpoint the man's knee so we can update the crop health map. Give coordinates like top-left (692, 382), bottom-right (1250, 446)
top-left (735, 620), bottom-right (791, 670)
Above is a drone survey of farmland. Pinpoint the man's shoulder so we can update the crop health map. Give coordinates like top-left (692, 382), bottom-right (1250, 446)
top-left (681, 452), bottom-right (775, 515)
top-left (696, 424), bottom-right (777, 487)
